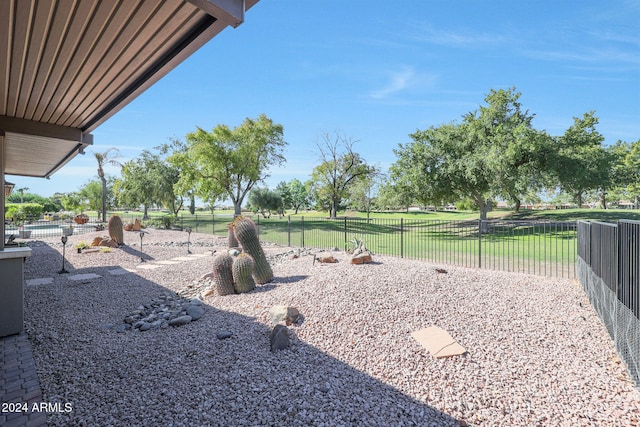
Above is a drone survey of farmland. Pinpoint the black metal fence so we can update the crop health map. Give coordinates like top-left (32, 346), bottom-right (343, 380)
top-left (578, 220), bottom-right (640, 319)
top-left (176, 215), bottom-right (577, 278)
top-left (577, 220), bottom-right (640, 388)
top-left (4, 218), bottom-right (99, 239)
top-left (6, 213), bottom-right (577, 279)
top-left (618, 220), bottom-right (640, 319)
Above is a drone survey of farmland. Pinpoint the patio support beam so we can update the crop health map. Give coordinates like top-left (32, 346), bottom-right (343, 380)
top-left (1, 130), bottom-right (4, 251)
top-left (186, 0), bottom-right (245, 27)
top-left (0, 116), bottom-right (92, 144)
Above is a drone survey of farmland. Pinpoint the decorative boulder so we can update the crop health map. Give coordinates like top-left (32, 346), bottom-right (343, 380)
top-left (317, 255), bottom-right (337, 263)
top-left (91, 236), bottom-right (118, 248)
top-left (351, 252), bottom-right (373, 264)
top-left (100, 238), bottom-right (119, 248)
top-left (269, 306), bottom-right (300, 326)
top-left (270, 324), bottom-right (290, 352)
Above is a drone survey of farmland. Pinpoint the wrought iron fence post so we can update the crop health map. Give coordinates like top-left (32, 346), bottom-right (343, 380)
top-left (344, 218), bottom-right (347, 250)
top-left (400, 218), bottom-right (404, 258)
top-left (617, 220), bottom-right (622, 300)
top-left (288, 215), bottom-right (291, 247)
top-left (478, 219), bottom-right (482, 268)
top-left (301, 217), bottom-right (305, 247)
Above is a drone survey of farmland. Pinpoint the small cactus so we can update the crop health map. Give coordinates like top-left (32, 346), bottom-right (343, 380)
top-left (107, 215), bottom-right (124, 245)
top-left (228, 223), bottom-right (239, 248)
top-left (232, 253), bottom-right (256, 293)
top-left (232, 217), bottom-right (273, 284)
top-left (212, 253), bottom-right (235, 296)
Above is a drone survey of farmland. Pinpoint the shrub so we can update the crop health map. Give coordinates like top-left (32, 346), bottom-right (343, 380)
top-left (21, 203), bottom-right (44, 219)
top-left (4, 204), bottom-right (23, 223)
top-left (455, 198), bottom-right (476, 211)
top-left (161, 215), bottom-right (175, 229)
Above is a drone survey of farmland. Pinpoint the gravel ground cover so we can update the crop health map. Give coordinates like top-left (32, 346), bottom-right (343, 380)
top-left (21, 229), bottom-right (640, 426)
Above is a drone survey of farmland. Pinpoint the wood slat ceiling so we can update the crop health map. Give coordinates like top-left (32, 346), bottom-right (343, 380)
top-left (0, 0), bottom-right (258, 178)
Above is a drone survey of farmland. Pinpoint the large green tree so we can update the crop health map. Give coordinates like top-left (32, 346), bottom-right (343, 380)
top-left (553, 112), bottom-right (610, 208)
top-left (166, 114), bottom-right (286, 216)
top-left (389, 88), bottom-right (551, 220)
top-left (275, 179), bottom-right (308, 214)
top-left (605, 139), bottom-right (640, 208)
top-left (376, 176), bottom-right (416, 211)
top-left (247, 187), bottom-right (283, 218)
top-left (116, 150), bottom-right (182, 218)
top-left (310, 132), bottom-right (373, 218)
top-left (60, 192), bottom-right (83, 213)
top-left (115, 152), bottom-right (157, 218)
top-left (78, 179), bottom-right (107, 213)
top-left (348, 165), bottom-right (383, 219)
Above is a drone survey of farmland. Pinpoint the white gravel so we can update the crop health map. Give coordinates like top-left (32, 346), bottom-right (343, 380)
top-left (22, 229), bottom-right (640, 426)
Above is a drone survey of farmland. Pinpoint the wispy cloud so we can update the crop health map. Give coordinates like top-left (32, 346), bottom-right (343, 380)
top-left (523, 46), bottom-right (640, 65)
top-left (408, 24), bottom-right (506, 48)
top-left (370, 67), bottom-right (416, 99)
top-left (369, 67), bottom-right (437, 100)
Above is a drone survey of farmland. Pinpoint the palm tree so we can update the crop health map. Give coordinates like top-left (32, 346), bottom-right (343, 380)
top-left (17, 187), bottom-right (29, 203)
top-left (93, 148), bottom-right (121, 222)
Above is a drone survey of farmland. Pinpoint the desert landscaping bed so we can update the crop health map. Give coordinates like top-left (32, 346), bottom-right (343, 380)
top-left (21, 230), bottom-right (640, 426)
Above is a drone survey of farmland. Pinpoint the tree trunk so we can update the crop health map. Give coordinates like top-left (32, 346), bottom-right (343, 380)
top-left (330, 199), bottom-right (338, 218)
top-left (101, 176), bottom-right (107, 222)
top-left (600, 189), bottom-right (607, 209)
top-left (513, 199), bottom-right (521, 213)
top-left (576, 192), bottom-right (583, 209)
top-left (143, 205), bottom-right (149, 220)
top-left (476, 197), bottom-right (491, 233)
top-left (233, 201), bottom-right (242, 217)
top-left (189, 194), bottom-right (195, 215)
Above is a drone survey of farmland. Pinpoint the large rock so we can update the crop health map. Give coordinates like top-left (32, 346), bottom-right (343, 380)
top-left (351, 252), bottom-right (373, 264)
top-left (91, 236), bottom-right (118, 248)
top-left (317, 255), bottom-right (337, 263)
top-left (269, 306), bottom-right (300, 326)
top-left (270, 324), bottom-right (290, 352)
top-left (186, 305), bottom-right (205, 321)
top-left (168, 315), bottom-right (192, 327)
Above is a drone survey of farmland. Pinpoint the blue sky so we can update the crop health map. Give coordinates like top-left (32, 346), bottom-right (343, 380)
top-left (11, 0), bottom-right (640, 200)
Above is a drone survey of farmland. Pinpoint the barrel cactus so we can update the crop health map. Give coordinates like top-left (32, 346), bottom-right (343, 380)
top-left (228, 223), bottom-right (239, 248)
top-left (232, 253), bottom-right (256, 293)
top-left (212, 253), bottom-right (235, 296)
top-left (232, 217), bottom-right (273, 284)
top-left (108, 215), bottom-right (124, 245)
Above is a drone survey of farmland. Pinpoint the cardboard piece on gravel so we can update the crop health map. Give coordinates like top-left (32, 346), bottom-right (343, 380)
top-left (411, 326), bottom-right (466, 358)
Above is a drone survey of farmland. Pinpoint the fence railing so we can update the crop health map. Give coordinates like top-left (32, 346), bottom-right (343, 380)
top-left (177, 215), bottom-right (577, 278)
top-left (577, 220), bottom-right (640, 388)
top-left (5, 213), bottom-right (577, 279)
